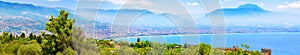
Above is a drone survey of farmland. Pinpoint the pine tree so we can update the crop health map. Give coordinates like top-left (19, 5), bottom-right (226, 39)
top-left (44, 10), bottom-right (75, 54)
top-left (29, 33), bottom-right (35, 40)
top-left (20, 33), bottom-right (25, 38)
top-left (45, 10), bottom-right (75, 37)
top-left (137, 38), bottom-right (140, 42)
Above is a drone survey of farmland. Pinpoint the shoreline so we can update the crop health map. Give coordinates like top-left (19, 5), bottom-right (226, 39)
top-left (108, 32), bottom-right (300, 40)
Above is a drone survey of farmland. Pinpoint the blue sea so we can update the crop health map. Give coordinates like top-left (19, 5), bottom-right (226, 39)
top-left (113, 32), bottom-right (300, 55)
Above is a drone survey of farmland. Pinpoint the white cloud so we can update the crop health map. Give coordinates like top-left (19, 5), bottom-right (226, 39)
top-left (125, 0), bottom-right (153, 6)
top-left (186, 2), bottom-right (199, 6)
top-left (104, 0), bottom-right (127, 4)
top-left (277, 0), bottom-right (300, 9)
top-left (104, 0), bottom-right (192, 14)
top-left (104, 0), bottom-right (153, 6)
top-left (257, 3), bottom-right (265, 7)
top-left (221, 0), bottom-right (233, 3)
top-left (46, 0), bottom-right (60, 2)
top-left (238, 1), bottom-right (246, 4)
top-left (149, 10), bottom-right (164, 14)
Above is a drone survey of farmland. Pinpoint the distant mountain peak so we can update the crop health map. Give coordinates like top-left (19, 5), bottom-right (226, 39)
top-left (238, 4), bottom-right (262, 9)
top-left (207, 4), bottom-right (269, 16)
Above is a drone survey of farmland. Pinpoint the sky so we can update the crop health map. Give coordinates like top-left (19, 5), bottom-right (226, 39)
top-left (1, 0), bottom-right (300, 14)
top-left (1, 0), bottom-right (299, 26)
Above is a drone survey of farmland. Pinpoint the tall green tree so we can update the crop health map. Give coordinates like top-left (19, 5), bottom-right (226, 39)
top-left (137, 38), bottom-right (140, 42)
top-left (20, 33), bottom-right (25, 38)
top-left (28, 33), bottom-right (36, 40)
top-left (44, 10), bottom-right (75, 54)
top-left (45, 10), bottom-right (75, 37)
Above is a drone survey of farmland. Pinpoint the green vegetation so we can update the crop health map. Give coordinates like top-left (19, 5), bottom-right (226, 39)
top-left (0, 10), bottom-right (266, 55)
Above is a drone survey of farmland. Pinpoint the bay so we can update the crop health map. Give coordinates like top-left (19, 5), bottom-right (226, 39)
top-left (113, 32), bottom-right (300, 55)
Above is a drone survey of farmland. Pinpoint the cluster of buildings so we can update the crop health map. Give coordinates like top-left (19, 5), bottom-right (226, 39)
top-left (220, 46), bottom-right (272, 55)
top-left (79, 23), bottom-right (299, 39)
top-left (0, 15), bottom-right (299, 39)
top-left (0, 15), bottom-right (43, 35)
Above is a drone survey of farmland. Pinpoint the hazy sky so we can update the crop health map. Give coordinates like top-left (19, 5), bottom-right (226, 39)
top-left (1, 0), bottom-right (300, 14)
top-left (1, 0), bottom-right (299, 26)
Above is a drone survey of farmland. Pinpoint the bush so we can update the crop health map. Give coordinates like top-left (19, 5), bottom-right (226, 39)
top-left (197, 43), bottom-right (212, 55)
top-left (17, 43), bottom-right (42, 55)
top-left (62, 47), bottom-right (76, 55)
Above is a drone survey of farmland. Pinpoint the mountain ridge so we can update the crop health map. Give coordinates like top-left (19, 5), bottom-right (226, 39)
top-left (208, 4), bottom-right (271, 16)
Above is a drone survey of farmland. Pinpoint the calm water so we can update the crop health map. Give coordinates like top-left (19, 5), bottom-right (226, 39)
top-left (113, 32), bottom-right (300, 55)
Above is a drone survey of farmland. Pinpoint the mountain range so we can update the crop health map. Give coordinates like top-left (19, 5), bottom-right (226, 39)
top-left (197, 4), bottom-right (299, 26)
top-left (0, 0), bottom-right (299, 31)
top-left (0, 1), bottom-right (71, 23)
